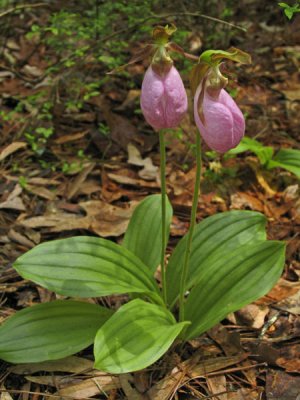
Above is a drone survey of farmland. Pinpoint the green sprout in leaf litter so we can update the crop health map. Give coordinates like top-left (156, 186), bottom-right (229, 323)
top-left (278, 1), bottom-right (300, 19)
top-left (0, 25), bottom-right (286, 375)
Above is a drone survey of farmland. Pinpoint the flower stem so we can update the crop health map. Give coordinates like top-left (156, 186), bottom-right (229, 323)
top-left (159, 130), bottom-right (167, 304)
top-left (179, 132), bottom-right (202, 322)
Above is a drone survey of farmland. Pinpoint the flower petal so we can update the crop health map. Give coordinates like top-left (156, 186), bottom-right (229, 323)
top-left (141, 66), bottom-right (187, 130)
top-left (194, 85), bottom-right (245, 152)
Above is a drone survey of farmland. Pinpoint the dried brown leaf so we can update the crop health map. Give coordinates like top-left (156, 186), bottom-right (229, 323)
top-left (266, 370), bottom-right (300, 399)
top-left (119, 374), bottom-right (146, 400)
top-left (7, 229), bottom-right (35, 248)
top-left (0, 196), bottom-right (25, 211)
top-left (264, 278), bottom-right (300, 303)
top-left (228, 388), bottom-right (260, 399)
top-left (206, 375), bottom-right (227, 400)
top-left (230, 192), bottom-right (264, 212)
top-left (107, 172), bottom-right (159, 188)
top-left (0, 386), bottom-right (14, 400)
top-left (0, 184), bottom-right (25, 211)
top-left (53, 130), bottom-right (90, 144)
top-left (276, 290), bottom-right (300, 315)
top-left (19, 200), bottom-right (136, 237)
top-left (127, 143), bottom-right (158, 181)
top-left (235, 304), bottom-right (269, 329)
top-left (66, 162), bottom-right (96, 200)
top-left (56, 375), bottom-right (120, 398)
top-left (80, 200), bottom-right (136, 237)
top-left (276, 344), bottom-right (300, 373)
top-left (26, 184), bottom-right (56, 201)
top-left (0, 142), bottom-right (27, 161)
top-left (97, 96), bottom-right (139, 150)
top-left (11, 356), bottom-right (93, 375)
top-left (22, 65), bottom-right (43, 77)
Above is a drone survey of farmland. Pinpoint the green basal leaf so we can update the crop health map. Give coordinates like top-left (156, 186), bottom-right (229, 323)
top-left (0, 300), bottom-right (112, 363)
top-left (94, 299), bottom-right (189, 373)
top-left (14, 236), bottom-right (161, 302)
top-left (267, 148), bottom-right (300, 178)
top-left (184, 241), bottom-right (286, 340)
top-left (256, 147), bottom-right (274, 165)
top-left (227, 137), bottom-right (274, 165)
top-left (230, 139), bottom-right (300, 175)
top-left (226, 136), bottom-right (257, 154)
top-left (123, 194), bottom-right (173, 273)
top-left (166, 211), bottom-right (267, 308)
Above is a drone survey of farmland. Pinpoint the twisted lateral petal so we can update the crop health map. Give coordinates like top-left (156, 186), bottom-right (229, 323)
top-left (194, 85), bottom-right (245, 153)
top-left (141, 66), bottom-right (188, 130)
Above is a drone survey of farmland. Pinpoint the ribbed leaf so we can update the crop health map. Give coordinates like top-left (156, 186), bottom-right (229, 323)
top-left (14, 236), bottom-right (161, 301)
top-left (166, 211), bottom-right (267, 307)
top-left (123, 194), bottom-right (173, 273)
top-left (227, 136), bottom-right (274, 165)
top-left (184, 241), bottom-right (285, 339)
top-left (94, 299), bottom-right (188, 373)
top-left (0, 300), bottom-right (112, 363)
top-left (268, 148), bottom-right (300, 178)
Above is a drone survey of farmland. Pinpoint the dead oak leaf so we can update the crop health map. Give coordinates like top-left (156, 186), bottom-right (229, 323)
top-left (0, 184), bottom-right (25, 211)
top-left (127, 143), bottom-right (158, 181)
top-left (80, 200), bottom-right (137, 237)
top-left (230, 192), bottom-right (264, 212)
top-left (107, 172), bottom-right (159, 188)
top-left (18, 200), bottom-right (136, 237)
top-left (266, 370), bottom-right (300, 400)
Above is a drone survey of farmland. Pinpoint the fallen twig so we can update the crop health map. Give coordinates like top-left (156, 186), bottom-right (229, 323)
top-left (0, 3), bottom-right (49, 19)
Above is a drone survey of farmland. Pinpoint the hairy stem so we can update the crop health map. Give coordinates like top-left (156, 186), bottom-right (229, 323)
top-left (179, 132), bottom-right (202, 321)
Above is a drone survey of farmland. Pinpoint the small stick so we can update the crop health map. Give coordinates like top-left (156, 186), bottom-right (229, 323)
top-left (0, 3), bottom-right (49, 19)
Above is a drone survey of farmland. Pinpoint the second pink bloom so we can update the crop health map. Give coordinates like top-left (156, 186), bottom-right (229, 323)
top-left (194, 85), bottom-right (245, 153)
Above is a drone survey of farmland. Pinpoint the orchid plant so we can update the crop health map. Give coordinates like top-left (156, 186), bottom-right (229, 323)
top-left (0, 26), bottom-right (286, 374)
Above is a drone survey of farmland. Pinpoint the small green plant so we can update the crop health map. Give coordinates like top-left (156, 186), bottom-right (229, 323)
top-left (39, 159), bottom-right (57, 172)
top-left (25, 126), bottom-right (54, 156)
top-left (98, 122), bottom-right (110, 137)
top-left (18, 176), bottom-right (28, 189)
top-left (227, 136), bottom-right (300, 178)
top-left (278, 1), bottom-right (300, 19)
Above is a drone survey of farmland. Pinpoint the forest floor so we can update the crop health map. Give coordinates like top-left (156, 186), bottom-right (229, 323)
top-left (0, 1), bottom-right (299, 399)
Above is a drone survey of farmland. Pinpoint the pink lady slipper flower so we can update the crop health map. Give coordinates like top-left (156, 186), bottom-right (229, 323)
top-left (194, 82), bottom-right (245, 153)
top-left (139, 24), bottom-right (188, 130)
top-left (192, 48), bottom-right (250, 153)
top-left (141, 65), bottom-right (188, 130)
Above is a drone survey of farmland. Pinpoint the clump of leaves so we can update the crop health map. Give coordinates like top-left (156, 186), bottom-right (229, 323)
top-left (227, 136), bottom-right (300, 178)
top-left (278, 1), bottom-right (300, 19)
top-left (0, 197), bottom-right (285, 372)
